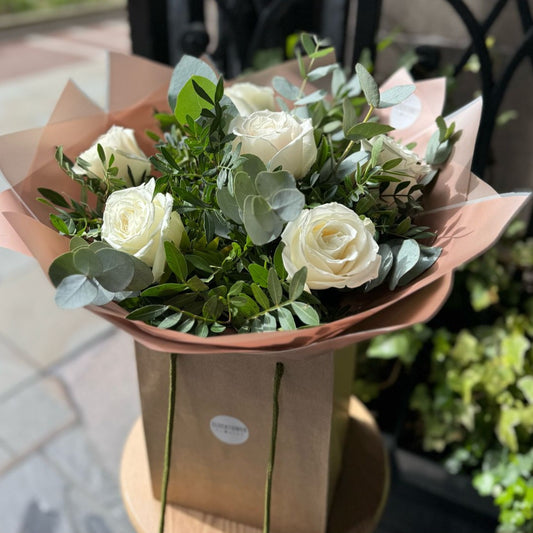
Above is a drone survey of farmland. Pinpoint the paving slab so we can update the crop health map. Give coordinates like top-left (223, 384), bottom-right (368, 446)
top-left (0, 453), bottom-right (73, 533)
top-left (0, 376), bottom-right (76, 458)
top-left (43, 426), bottom-right (135, 533)
top-left (0, 334), bottom-right (37, 397)
top-left (56, 329), bottom-right (140, 477)
top-left (0, 442), bottom-right (14, 473)
top-left (0, 248), bottom-right (35, 281)
top-left (0, 265), bottom-right (113, 368)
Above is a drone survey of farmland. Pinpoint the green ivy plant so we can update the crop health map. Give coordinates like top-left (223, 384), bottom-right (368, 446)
top-left (355, 221), bottom-right (533, 532)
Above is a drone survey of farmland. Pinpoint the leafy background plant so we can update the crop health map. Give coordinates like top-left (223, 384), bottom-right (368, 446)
top-left (355, 220), bottom-right (533, 533)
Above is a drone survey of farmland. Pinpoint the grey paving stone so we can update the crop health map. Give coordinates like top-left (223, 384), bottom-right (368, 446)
top-left (0, 376), bottom-right (76, 458)
top-left (0, 334), bottom-right (37, 397)
top-left (0, 266), bottom-right (113, 368)
top-left (66, 486), bottom-right (135, 533)
top-left (0, 442), bottom-right (14, 473)
top-left (57, 329), bottom-right (140, 478)
top-left (0, 248), bottom-right (34, 281)
top-left (0, 453), bottom-right (74, 533)
top-left (44, 426), bottom-right (135, 533)
top-left (43, 426), bottom-right (119, 502)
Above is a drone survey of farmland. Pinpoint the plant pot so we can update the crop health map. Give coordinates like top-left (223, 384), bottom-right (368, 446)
top-left (378, 435), bottom-right (499, 533)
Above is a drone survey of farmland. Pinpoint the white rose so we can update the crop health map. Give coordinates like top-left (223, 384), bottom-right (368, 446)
top-left (101, 179), bottom-right (184, 281)
top-left (233, 110), bottom-right (317, 179)
top-left (281, 203), bottom-right (381, 290)
top-left (362, 135), bottom-right (431, 204)
top-left (74, 125), bottom-right (151, 187)
top-left (225, 82), bottom-right (276, 116)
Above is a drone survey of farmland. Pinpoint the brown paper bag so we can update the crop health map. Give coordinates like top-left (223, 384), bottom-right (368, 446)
top-left (135, 343), bottom-right (356, 533)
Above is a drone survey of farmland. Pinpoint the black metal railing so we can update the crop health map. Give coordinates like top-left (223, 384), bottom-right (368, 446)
top-left (127, 0), bottom-right (532, 185)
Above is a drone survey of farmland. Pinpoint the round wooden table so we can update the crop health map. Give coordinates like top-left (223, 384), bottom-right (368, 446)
top-left (121, 396), bottom-right (389, 533)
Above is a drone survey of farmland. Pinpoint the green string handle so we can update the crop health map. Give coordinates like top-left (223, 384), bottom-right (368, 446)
top-left (159, 352), bottom-right (178, 533)
top-left (263, 361), bottom-right (285, 533)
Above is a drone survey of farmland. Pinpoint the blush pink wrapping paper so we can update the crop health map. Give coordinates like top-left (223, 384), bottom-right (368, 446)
top-left (0, 52), bottom-right (530, 358)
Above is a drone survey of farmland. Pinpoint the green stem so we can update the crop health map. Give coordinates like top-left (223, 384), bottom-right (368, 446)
top-left (263, 362), bottom-right (285, 533)
top-left (158, 353), bottom-right (178, 533)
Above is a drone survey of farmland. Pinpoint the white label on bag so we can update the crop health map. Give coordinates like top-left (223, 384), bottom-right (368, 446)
top-left (210, 415), bottom-right (249, 445)
top-left (389, 93), bottom-right (421, 129)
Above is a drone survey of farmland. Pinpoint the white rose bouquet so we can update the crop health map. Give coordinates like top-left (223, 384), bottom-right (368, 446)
top-left (40, 34), bottom-right (466, 335)
top-left (0, 33), bottom-right (529, 533)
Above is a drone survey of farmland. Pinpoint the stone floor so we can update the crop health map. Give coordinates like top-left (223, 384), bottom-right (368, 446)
top-left (0, 13), bottom-right (139, 533)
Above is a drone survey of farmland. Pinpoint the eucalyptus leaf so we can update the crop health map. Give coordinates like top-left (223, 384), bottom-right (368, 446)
top-left (255, 170), bottom-right (295, 200)
top-left (270, 188), bottom-right (305, 221)
top-left (355, 63), bottom-right (380, 107)
top-left (336, 150), bottom-right (370, 178)
top-left (236, 154), bottom-right (267, 177)
top-left (426, 130), bottom-right (453, 165)
top-left (389, 239), bottom-right (421, 290)
top-left (346, 122), bottom-right (394, 141)
top-left (309, 47), bottom-right (334, 59)
top-left (94, 248), bottom-right (135, 292)
top-left (307, 64), bottom-right (338, 81)
top-left (91, 284), bottom-right (115, 305)
top-left (396, 245), bottom-right (442, 287)
top-left (365, 243), bottom-right (393, 291)
top-left (55, 275), bottom-right (99, 309)
top-left (378, 85), bottom-right (416, 108)
top-left (49, 252), bottom-right (78, 287)
top-left (342, 98), bottom-right (358, 137)
top-left (216, 187), bottom-right (242, 224)
top-left (272, 76), bottom-right (300, 101)
top-left (295, 90), bottom-right (327, 106)
top-left (70, 236), bottom-right (88, 251)
top-left (73, 247), bottom-right (103, 277)
top-left (126, 256), bottom-right (154, 291)
top-left (243, 195), bottom-right (283, 245)
top-left (234, 172), bottom-right (258, 212)
top-left (301, 33), bottom-right (316, 56)
top-left (332, 66), bottom-right (347, 96)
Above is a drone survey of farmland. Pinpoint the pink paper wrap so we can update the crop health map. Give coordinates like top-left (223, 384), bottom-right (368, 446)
top-left (0, 53), bottom-right (530, 358)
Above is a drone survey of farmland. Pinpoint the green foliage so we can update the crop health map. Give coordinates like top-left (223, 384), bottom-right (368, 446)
top-left (473, 449), bottom-right (533, 533)
top-left (357, 222), bottom-right (533, 532)
top-left (49, 239), bottom-right (154, 308)
top-left (49, 32), bottom-right (461, 337)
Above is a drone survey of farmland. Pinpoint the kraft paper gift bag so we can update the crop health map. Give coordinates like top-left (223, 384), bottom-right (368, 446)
top-left (135, 343), bottom-right (356, 533)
